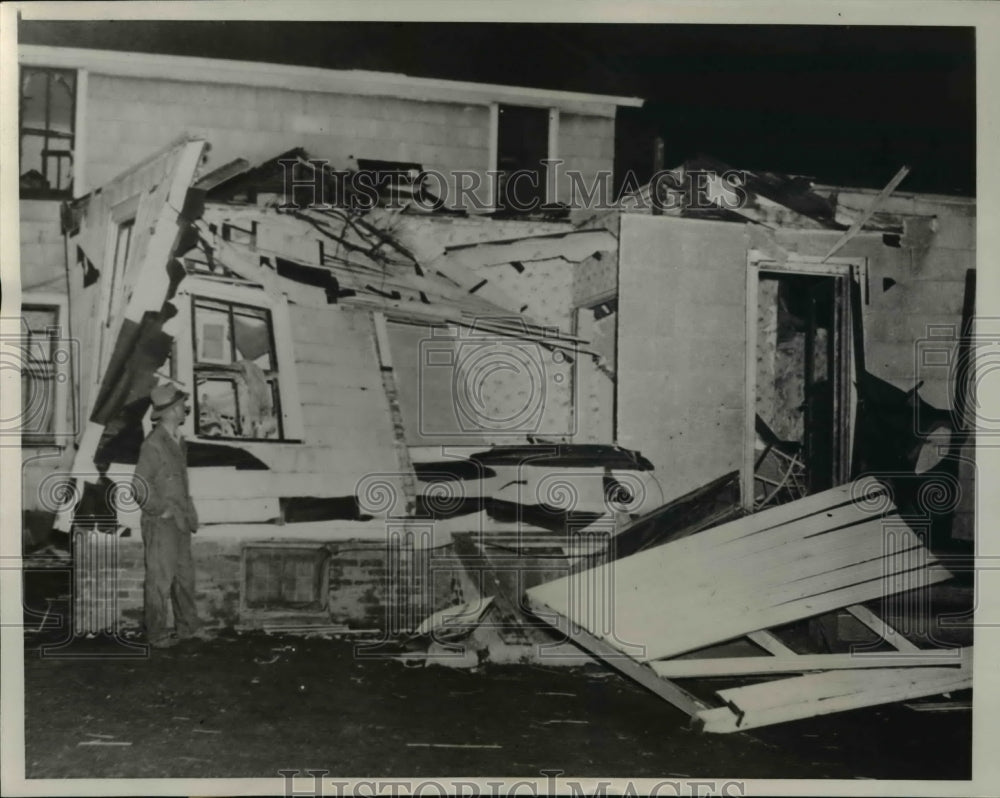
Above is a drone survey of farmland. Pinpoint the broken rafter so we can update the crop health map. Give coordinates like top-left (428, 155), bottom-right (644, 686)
top-left (651, 648), bottom-right (968, 679)
top-left (694, 661), bottom-right (971, 733)
top-left (444, 228), bottom-right (618, 268)
top-left (526, 594), bottom-right (710, 719)
top-left (821, 165), bottom-right (911, 262)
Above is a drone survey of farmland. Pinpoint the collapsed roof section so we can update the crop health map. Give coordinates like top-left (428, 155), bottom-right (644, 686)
top-left (610, 154), bottom-right (927, 235)
top-left (178, 146), bottom-right (621, 352)
top-left (62, 138), bottom-right (622, 472)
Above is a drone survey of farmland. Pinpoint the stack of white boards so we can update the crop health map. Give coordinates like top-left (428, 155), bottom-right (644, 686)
top-left (525, 477), bottom-right (970, 733)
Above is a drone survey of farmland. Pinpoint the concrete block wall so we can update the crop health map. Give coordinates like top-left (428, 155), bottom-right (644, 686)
top-left (556, 113), bottom-right (615, 208)
top-left (20, 201), bottom-right (74, 526)
top-left (617, 216), bottom-right (749, 504)
top-left (19, 200), bottom-right (66, 293)
top-left (85, 75), bottom-right (496, 207)
top-left (773, 200), bottom-right (975, 414)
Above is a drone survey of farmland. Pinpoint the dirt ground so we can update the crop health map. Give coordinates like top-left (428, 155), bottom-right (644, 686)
top-left (21, 624), bottom-right (971, 782)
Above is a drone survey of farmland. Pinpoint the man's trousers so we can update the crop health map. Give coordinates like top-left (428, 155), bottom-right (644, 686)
top-left (141, 517), bottom-right (200, 644)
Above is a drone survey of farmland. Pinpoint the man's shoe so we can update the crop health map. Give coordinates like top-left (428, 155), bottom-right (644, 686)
top-left (149, 635), bottom-right (179, 649)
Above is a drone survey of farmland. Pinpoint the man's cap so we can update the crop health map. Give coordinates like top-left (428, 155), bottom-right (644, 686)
top-left (150, 383), bottom-right (189, 421)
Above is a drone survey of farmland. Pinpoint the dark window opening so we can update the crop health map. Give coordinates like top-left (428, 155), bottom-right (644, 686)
top-left (19, 67), bottom-right (76, 199)
top-left (495, 104), bottom-right (549, 214)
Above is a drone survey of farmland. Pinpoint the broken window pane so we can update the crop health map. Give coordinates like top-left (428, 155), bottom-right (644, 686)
top-left (192, 296), bottom-right (282, 440)
top-left (233, 308), bottom-right (273, 370)
top-left (194, 301), bottom-right (233, 364)
top-left (197, 377), bottom-right (241, 438)
top-left (19, 67), bottom-right (76, 197)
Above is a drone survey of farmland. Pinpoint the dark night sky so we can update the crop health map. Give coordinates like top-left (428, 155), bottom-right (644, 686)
top-left (19, 20), bottom-right (976, 195)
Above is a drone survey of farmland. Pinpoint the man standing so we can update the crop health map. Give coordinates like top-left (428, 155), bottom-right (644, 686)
top-left (133, 383), bottom-right (201, 649)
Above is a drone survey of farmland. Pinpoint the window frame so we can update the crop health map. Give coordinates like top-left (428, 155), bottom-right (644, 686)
top-left (489, 103), bottom-right (560, 211)
top-left (18, 66), bottom-right (78, 200)
top-left (173, 277), bottom-right (304, 443)
top-left (97, 196), bottom-right (141, 374)
top-left (20, 293), bottom-right (71, 448)
top-left (191, 297), bottom-right (284, 441)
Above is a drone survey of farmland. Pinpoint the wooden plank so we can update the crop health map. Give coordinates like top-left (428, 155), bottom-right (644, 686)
top-left (611, 471), bottom-right (743, 560)
top-left (532, 501), bottom-right (891, 620)
top-left (746, 630), bottom-right (797, 657)
top-left (696, 661), bottom-right (970, 733)
top-left (535, 514), bottom-right (897, 652)
top-left (534, 523), bottom-right (949, 663)
top-left (821, 165), bottom-right (911, 262)
top-left (651, 648), bottom-right (968, 679)
top-left (845, 603), bottom-right (921, 653)
top-left (525, 595), bottom-right (709, 719)
top-left (573, 480), bottom-right (890, 592)
top-left (715, 650), bottom-right (970, 711)
top-left (525, 479), bottom-right (949, 663)
top-left (188, 470), bottom-right (368, 500)
top-left (196, 497), bottom-right (280, 524)
top-left (643, 548), bottom-right (950, 659)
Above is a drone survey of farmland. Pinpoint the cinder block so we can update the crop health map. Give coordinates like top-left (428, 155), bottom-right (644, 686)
top-left (18, 200), bottom-right (62, 224)
top-left (931, 216), bottom-right (976, 250)
top-left (457, 126), bottom-right (488, 148)
top-left (910, 245), bottom-right (976, 281)
top-left (891, 281), bottom-right (968, 315)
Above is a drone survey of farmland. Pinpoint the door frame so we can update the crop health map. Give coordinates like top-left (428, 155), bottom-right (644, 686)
top-left (742, 253), bottom-right (868, 510)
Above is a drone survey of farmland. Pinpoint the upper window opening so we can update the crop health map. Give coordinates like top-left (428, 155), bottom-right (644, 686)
top-left (19, 67), bottom-right (76, 199)
top-left (495, 104), bottom-right (550, 215)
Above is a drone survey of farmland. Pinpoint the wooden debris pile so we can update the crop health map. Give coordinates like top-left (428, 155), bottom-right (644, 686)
top-left (524, 476), bottom-right (970, 733)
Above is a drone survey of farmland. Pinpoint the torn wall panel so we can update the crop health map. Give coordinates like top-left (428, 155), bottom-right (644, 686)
top-left (617, 215), bottom-right (748, 505)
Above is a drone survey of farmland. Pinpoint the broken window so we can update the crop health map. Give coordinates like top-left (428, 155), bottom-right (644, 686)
top-left (20, 303), bottom-right (63, 445)
top-left (19, 67), bottom-right (76, 198)
top-left (192, 297), bottom-right (283, 440)
top-left (495, 105), bottom-right (550, 213)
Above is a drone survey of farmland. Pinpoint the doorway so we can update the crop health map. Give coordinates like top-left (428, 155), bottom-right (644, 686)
top-left (745, 259), bottom-right (858, 510)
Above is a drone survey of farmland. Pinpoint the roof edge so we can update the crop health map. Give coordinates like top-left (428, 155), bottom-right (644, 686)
top-left (19, 44), bottom-right (645, 116)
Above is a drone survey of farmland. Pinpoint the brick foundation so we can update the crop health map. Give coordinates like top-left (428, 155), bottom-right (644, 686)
top-left (72, 529), bottom-right (482, 635)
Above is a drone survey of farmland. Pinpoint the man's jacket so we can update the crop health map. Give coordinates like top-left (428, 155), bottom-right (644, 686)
top-left (133, 424), bottom-right (199, 533)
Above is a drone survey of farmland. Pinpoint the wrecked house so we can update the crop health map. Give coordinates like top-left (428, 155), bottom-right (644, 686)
top-left (19, 44), bottom-right (976, 731)
top-left (58, 135), bottom-right (662, 635)
top-left (18, 42), bottom-right (643, 542)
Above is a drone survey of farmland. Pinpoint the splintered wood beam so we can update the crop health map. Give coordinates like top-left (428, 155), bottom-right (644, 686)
top-left (845, 603), bottom-right (921, 653)
top-left (651, 648), bottom-right (968, 679)
top-left (524, 596), bottom-right (709, 719)
top-left (746, 630), bottom-right (797, 657)
top-left (821, 165), bottom-right (910, 262)
top-left (694, 661), bottom-right (971, 733)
